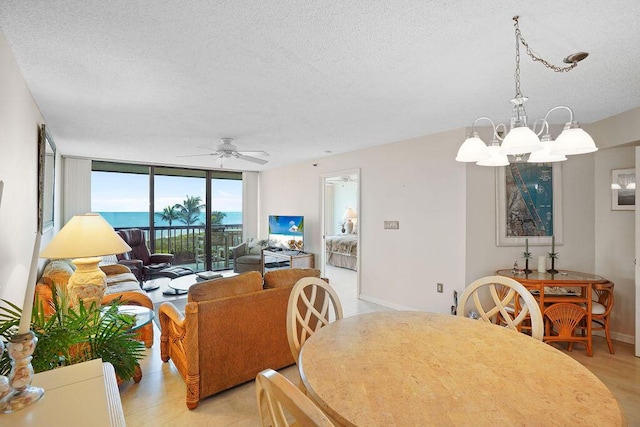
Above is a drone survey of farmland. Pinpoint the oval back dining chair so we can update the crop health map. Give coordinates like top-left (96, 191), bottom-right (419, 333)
top-left (256, 368), bottom-right (334, 427)
top-left (457, 275), bottom-right (543, 340)
top-left (286, 277), bottom-right (344, 363)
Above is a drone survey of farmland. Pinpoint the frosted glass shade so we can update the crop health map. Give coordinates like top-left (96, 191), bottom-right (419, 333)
top-left (549, 127), bottom-right (598, 155)
top-left (500, 126), bottom-right (543, 155)
top-left (455, 135), bottom-right (490, 162)
top-left (477, 145), bottom-right (509, 166)
top-left (527, 137), bottom-right (567, 163)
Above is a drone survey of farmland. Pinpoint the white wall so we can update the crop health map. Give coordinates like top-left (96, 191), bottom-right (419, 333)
top-left (260, 128), bottom-right (467, 313)
top-left (0, 33), bottom-right (55, 308)
top-left (465, 153), bottom-right (596, 282)
top-left (595, 146), bottom-right (635, 342)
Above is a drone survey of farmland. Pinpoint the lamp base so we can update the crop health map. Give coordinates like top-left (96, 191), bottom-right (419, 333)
top-left (69, 257), bottom-right (107, 309)
top-left (346, 221), bottom-right (353, 234)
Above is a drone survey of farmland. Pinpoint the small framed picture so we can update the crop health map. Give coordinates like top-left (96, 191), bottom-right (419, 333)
top-left (611, 168), bottom-right (635, 211)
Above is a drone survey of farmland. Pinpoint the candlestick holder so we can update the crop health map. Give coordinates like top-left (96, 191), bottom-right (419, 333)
top-left (547, 253), bottom-right (559, 274)
top-left (523, 257), bottom-right (532, 274)
top-left (0, 331), bottom-right (44, 414)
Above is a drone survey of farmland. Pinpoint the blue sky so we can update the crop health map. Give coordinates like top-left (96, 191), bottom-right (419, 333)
top-left (91, 172), bottom-right (242, 212)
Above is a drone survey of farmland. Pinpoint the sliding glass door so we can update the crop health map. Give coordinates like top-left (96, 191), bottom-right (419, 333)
top-left (91, 161), bottom-right (242, 272)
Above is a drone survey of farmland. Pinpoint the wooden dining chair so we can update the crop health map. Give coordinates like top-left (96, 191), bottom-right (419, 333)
top-left (256, 369), bottom-right (335, 427)
top-left (570, 281), bottom-right (615, 354)
top-left (457, 275), bottom-right (544, 340)
top-left (543, 302), bottom-right (589, 353)
top-left (286, 277), bottom-right (344, 363)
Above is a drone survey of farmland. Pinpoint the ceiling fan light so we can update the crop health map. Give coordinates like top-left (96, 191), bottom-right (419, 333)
top-left (627, 183), bottom-right (636, 190)
top-left (550, 125), bottom-right (598, 155)
top-left (477, 145), bottom-right (509, 166)
top-left (499, 126), bottom-right (543, 155)
top-left (611, 183), bottom-right (622, 190)
top-left (455, 134), bottom-right (490, 162)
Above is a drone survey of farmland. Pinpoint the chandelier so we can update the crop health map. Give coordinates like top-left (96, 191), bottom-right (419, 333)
top-left (456, 16), bottom-right (598, 167)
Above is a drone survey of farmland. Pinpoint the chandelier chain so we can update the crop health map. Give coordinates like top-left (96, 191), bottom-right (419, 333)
top-left (513, 16), bottom-right (577, 73)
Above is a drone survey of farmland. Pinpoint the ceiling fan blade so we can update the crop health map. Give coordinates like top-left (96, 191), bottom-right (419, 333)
top-left (234, 153), bottom-right (269, 165)
top-left (238, 150), bottom-right (270, 157)
top-left (177, 152), bottom-right (222, 158)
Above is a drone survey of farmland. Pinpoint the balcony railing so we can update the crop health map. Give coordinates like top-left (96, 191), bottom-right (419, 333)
top-left (115, 224), bottom-right (243, 272)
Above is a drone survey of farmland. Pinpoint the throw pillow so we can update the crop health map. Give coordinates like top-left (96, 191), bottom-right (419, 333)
top-left (41, 260), bottom-right (74, 287)
top-left (247, 238), bottom-right (268, 255)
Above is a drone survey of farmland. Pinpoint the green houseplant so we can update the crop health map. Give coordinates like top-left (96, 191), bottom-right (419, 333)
top-left (0, 290), bottom-right (145, 381)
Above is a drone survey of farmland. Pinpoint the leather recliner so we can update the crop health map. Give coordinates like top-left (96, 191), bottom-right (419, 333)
top-left (115, 228), bottom-right (174, 290)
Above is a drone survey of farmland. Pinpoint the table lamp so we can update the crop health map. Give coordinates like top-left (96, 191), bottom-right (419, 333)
top-left (39, 213), bottom-right (131, 309)
top-left (342, 208), bottom-right (358, 234)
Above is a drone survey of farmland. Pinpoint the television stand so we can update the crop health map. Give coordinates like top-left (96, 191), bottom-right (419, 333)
top-left (262, 249), bottom-right (314, 273)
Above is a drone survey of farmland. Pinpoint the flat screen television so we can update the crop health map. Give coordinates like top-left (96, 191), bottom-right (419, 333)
top-left (268, 215), bottom-right (304, 250)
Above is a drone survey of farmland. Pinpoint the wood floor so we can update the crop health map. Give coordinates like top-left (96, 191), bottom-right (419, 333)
top-left (120, 268), bottom-right (640, 426)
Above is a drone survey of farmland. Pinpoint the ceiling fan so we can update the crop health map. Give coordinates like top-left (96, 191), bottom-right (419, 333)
top-left (179, 138), bottom-right (269, 165)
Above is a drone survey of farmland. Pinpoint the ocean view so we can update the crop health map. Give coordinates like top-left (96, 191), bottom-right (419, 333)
top-left (99, 211), bottom-right (242, 228)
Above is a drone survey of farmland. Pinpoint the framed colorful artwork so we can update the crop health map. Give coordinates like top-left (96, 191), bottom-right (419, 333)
top-left (496, 163), bottom-right (562, 246)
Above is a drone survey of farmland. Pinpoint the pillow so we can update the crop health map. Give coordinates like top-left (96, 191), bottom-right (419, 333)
top-left (40, 260), bottom-right (75, 287)
top-left (247, 238), bottom-right (268, 255)
top-left (99, 254), bottom-right (119, 266)
top-left (188, 271), bottom-right (263, 302)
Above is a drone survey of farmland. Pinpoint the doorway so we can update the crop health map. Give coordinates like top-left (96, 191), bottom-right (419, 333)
top-left (322, 169), bottom-right (360, 299)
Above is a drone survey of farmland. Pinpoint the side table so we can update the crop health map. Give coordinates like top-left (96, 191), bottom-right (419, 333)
top-left (1, 359), bottom-right (125, 426)
top-left (262, 249), bottom-right (314, 273)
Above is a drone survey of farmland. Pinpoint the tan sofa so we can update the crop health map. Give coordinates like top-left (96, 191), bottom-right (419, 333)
top-left (159, 268), bottom-right (321, 409)
top-left (35, 260), bottom-right (154, 347)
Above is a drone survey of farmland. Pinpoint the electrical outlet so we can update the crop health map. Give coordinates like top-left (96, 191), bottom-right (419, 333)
top-left (437, 283), bottom-right (443, 293)
top-left (384, 221), bottom-right (399, 229)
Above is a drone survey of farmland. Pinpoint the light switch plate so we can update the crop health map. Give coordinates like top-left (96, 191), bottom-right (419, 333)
top-left (384, 221), bottom-right (399, 229)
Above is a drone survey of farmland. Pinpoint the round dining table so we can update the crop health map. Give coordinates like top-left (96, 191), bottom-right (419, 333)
top-left (298, 311), bottom-right (625, 426)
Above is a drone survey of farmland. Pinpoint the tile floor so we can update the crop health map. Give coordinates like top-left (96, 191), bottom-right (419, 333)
top-left (119, 267), bottom-right (639, 426)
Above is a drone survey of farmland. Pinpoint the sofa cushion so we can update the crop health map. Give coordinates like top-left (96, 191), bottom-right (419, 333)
top-left (263, 268), bottom-right (321, 289)
top-left (105, 280), bottom-right (143, 295)
top-left (188, 271), bottom-right (263, 302)
top-left (236, 254), bottom-right (262, 265)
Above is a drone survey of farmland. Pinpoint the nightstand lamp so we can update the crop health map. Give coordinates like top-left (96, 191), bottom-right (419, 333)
top-left (39, 213), bottom-right (131, 309)
top-left (342, 208), bottom-right (358, 234)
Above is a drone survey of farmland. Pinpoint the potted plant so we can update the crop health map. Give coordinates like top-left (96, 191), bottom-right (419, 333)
top-left (0, 290), bottom-right (144, 381)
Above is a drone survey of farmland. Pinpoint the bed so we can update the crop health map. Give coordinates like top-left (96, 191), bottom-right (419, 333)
top-left (325, 234), bottom-right (358, 271)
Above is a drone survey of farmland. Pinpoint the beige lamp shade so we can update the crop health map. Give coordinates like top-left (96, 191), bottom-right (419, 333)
top-left (39, 213), bottom-right (131, 308)
top-left (40, 213), bottom-right (131, 259)
top-left (342, 208), bottom-right (358, 220)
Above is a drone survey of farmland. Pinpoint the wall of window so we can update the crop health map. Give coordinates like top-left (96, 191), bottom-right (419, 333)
top-left (91, 161), bottom-right (243, 272)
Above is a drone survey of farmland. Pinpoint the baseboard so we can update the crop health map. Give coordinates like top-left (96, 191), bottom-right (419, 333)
top-left (358, 294), bottom-right (414, 311)
top-left (602, 330), bottom-right (635, 345)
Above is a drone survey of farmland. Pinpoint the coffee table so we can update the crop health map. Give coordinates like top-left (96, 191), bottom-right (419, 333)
top-left (167, 271), bottom-right (239, 294)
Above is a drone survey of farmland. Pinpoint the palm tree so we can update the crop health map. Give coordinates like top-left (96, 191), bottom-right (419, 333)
top-left (174, 195), bottom-right (204, 226)
top-left (175, 195), bottom-right (205, 255)
top-left (157, 205), bottom-right (181, 252)
top-left (211, 211), bottom-right (226, 225)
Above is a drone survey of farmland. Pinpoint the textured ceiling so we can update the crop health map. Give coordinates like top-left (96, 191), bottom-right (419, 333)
top-left (1, 1), bottom-right (639, 171)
